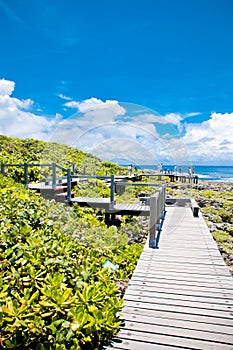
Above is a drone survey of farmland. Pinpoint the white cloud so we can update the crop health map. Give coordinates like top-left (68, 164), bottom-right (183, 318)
top-left (1, 82), bottom-right (232, 165)
top-left (64, 97), bottom-right (126, 120)
top-left (51, 99), bottom-right (191, 164)
top-left (183, 112), bottom-right (233, 163)
top-left (64, 101), bottom-right (80, 108)
top-left (185, 112), bottom-right (201, 117)
top-left (57, 93), bottom-right (72, 101)
top-left (12, 97), bottom-right (34, 109)
top-left (0, 78), bottom-right (15, 95)
top-left (0, 78), bottom-right (59, 140)
top-left (163, 113), bottom-right (183, 132)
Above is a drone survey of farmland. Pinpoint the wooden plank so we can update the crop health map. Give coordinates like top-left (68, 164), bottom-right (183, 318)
top-left (129, 278), bottom-right (233, 297)
top-left (120, 319), bottom-right (233, 345)
top-left (71, 197), bottom-right (112, 209)
top-left (121, 312), bottom-right (233, 336)
top-left (123, 299), bottom-right (233, 321)
top-left (122, 305), bottom-right (233, 327)
top-left (115, 329), bottom-right (233, 350)
top-left (135, 260), bottom-right (228, 271)
top-left (132, 270), bottom-right (233, 283)
top-left (134, 266), bottom-right (231, 278)
top-left (130, 270), bottom-right (232, 290)
top-left (125, 287), bottom-right (233, 306)
top-left (71, 197), bottom-right (111, 203)
top-left (104, 339), bottom-right (190, 350)
top-left (124, 295), bottom-right (233, 316)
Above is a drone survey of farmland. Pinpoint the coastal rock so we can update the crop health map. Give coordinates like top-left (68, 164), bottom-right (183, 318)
top-left (198, 199), bottom-right (209, 207)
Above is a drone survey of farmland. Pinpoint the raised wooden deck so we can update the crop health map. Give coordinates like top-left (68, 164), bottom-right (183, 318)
top-left (71, 197), bottom-right (114, 210)
top-left (107, 203), bottom-right (150, 216)
top-left (104, 207), bottom-right (233, 350)
top-left (70, 198), bottom-right (150, 215)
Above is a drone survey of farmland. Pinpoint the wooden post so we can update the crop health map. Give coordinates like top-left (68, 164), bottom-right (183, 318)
top-left (24, 163), bottom-right (29, 188)
top-left (110, 174), bottom-right (115, 210)
top-left (67, 168), bottom-right (72, 201)
top-left (1, 163), bottom-right (5, 175)
top-left (72, 163), bottom-right (76, 175)
top-left (149, 195), bottom-right (157, 248)
top-left (105, 213), bottom-right (110, 225)
top-left (52, 163), bottom-right (56, 188)
top-left (163, 184), bottom-right (166, 213)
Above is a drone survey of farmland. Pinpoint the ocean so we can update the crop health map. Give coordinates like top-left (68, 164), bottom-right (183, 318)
top-left (136, 165), bottom-right (233, 182)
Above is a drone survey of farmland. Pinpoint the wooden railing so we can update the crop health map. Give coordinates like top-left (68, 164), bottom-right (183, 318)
top-left (66, 174), bottom-right (115, 209)
top-left (149, 184), bottom-right (166, 248)
top-left (1, 162), bottom-right (166, 248)
top-left (1, 162), bottom-right (67, 188)
top-left (112, 181), bottom-right (166, 248)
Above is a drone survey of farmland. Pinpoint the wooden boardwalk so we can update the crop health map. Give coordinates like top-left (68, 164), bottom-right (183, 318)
top-left (70, 198), bottom-right (150, 215)
top-left (104, 207), bottom-right (233, 350)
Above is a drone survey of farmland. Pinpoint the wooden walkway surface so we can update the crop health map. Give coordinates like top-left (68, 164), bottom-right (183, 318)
top-left (71, 198), bottom-right (150, 215)
top-left (104, 207), bottom-right (233, 350)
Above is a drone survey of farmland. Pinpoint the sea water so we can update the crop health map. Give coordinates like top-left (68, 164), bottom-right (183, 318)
top-left (135, 165), bottom-right (233, 182)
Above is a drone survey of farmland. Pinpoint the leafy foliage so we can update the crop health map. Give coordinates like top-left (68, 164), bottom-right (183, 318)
top-left (0, 175), bottom-right (143, 349)
top-left (0, 134), bottom-right (126, 184)
top-left (0, 134), bottom-right (144, 349)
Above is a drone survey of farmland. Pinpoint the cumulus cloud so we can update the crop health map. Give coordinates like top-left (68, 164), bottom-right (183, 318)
top-left (56, 98), bottom-right (233, 165)
top-left (183, 112), bottom-right (233, 163)
top-left (64, 101), bottom-right (80, 108)
top-left (64, 97), bottom-right (126, 120)
top-left (51, 99), bottom-right (190, 165)
top-left (0, 78), bottom-right (59, 140)
top-left (1, 80), bottom-right (232, 165)
top-left (0, 78), bottom-right (15, 95)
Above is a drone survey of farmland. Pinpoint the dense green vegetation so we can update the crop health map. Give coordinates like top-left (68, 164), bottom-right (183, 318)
top-left (0, 135), bottom-right (144, 349)
top-left (0, 134), bottom-right (127, 184)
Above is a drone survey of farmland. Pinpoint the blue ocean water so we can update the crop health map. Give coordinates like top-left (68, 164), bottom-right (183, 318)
top-left (136, 165), bottom-right (233, 182)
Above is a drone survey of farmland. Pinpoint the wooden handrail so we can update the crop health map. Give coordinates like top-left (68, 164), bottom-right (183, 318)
top-left (0, 162), bottom-right (68, 188)
top-left (149, 184), bottom-right (166, 249)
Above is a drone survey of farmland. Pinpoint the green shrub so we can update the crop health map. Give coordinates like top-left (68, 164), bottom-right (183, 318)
top-left (0, 175), bottom-right (143, 349)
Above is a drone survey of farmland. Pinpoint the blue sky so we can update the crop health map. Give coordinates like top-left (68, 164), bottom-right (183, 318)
top-left (0, 0), bottom-right (233, 165)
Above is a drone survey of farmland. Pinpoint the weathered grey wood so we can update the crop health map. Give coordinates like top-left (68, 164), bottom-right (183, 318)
top-left (132, 271), bottom-right (233, 285)
top-left (114, 329), bottom-right (233, 350)
top-left (107, 203), bottom-right (150, 215)
top-left (134, 266), bottom-right (231, 277)
top-left (122, 305), bottom-right (233, 326)
top-left (123, 298), bottom-right (233, 319)
top-left (104, 339), bottom-right (191, 350)
top-left (128, 279), bottom-right (233, 298)
top-left (190, 198), bottom-right (199, 216)
top-left (107, 207), bottom-right (233, 349)
top-left (124, 294), bottom-right (233, 313)
top-left (120, 319), bottom-right (233, 345)
top-left (125, 288), bottom-right (233, 306)
top-left (121, 312), bottom-right (233, 336)
top-left (71, 197), bottom-right (113, 209)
